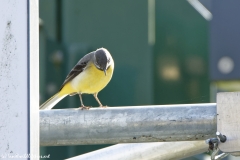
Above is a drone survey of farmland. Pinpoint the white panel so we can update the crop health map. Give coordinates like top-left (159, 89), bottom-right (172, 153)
top-left (217, 92), bottom-right (240, 154)
top-left (29, 0), bottom-right (39, 158)
top-left (0, 0), bottom-right (39, 159)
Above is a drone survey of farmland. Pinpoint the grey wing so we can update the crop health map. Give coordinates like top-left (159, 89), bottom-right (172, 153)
top-left (59, 52), bottom-right (94, 91)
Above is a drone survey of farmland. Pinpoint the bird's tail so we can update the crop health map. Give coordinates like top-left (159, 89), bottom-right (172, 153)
top-left (40, 92), bottom-right (67, 110)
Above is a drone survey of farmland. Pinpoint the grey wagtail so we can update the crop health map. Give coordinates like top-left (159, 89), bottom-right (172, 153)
top-left (40, 48), bottom-right (114, 110)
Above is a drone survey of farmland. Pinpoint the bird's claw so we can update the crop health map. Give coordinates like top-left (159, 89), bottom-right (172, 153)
top-left (79, 106), bottom-right (90, 110)
top-left (99, 105), bottom-right (108, 108)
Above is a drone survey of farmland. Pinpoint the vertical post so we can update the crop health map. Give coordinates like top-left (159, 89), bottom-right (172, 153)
top-left (0, 0), bottom-right (39, 159)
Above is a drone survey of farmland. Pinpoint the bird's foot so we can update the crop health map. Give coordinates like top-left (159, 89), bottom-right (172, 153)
top-left (99, 105), bottom-right (108, 108)
top-left (79, 106), bottom-right (91, 110)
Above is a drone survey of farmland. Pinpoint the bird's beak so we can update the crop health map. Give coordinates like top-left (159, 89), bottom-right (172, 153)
top-left (104, 69), bottom-right (107, 76)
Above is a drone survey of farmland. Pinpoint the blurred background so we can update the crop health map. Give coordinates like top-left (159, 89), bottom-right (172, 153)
top-left (39, 0), bottom-right (240, 159)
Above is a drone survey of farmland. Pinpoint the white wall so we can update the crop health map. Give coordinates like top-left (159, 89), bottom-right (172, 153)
top-left (0, 0), bottom-right (39, 159)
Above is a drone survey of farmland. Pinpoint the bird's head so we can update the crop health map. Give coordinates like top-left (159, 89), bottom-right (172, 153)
top-left (94, 48), bottom-right (112, 76)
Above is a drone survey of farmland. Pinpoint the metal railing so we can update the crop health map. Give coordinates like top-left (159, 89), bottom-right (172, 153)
top-left (40, 103), bottom-right (216, 146)
top-left (67, 141), bottom-right (208, 160)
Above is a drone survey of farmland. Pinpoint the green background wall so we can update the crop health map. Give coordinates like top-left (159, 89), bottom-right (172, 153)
top-left (39, 0), bottom-right (209, 159)
top-left (154, 1), bottom-right (209, 105)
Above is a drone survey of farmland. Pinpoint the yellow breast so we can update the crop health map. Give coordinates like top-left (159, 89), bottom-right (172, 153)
top-left (60, 62), bottom-right (114, 95)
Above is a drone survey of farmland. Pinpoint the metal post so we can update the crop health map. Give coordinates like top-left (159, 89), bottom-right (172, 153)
top-left (0, 0), bottom-right (39, 159)
top-left (67, 141), bottom-right (208, 160)
top-left (40, 103), bottom-right (217, 146)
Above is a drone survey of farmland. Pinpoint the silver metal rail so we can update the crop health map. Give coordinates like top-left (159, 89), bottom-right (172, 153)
top-left (66, 141), bottom-right (208, 160)
top-left (40, 103), bottom-right (217, 146)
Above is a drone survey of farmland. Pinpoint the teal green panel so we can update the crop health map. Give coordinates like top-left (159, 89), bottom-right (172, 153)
top-left (39, 0), bottom-right (57, 40)
top-left (39, 24), bottom-right (47, 103)
top-left (154, 1), bottom-right (210, 104)
top-left (62, 0), bottom-right (153, 106)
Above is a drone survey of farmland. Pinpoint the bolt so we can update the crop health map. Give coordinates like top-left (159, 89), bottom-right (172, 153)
top-left (216, 131), bottom-right (227, 143)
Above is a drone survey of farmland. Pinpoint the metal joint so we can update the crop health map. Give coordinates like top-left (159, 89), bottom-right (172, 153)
top-left (216, 131), bottom-right (227, 143)
top-left (206, 131), bottom-right (229, 160)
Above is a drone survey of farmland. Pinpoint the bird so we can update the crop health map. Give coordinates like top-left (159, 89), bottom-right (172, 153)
top-left (40, 48), bottom-right (114, 110)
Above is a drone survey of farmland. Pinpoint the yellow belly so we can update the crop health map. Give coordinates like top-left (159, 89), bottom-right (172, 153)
top-left (60, 62), bottom-right (114, 95)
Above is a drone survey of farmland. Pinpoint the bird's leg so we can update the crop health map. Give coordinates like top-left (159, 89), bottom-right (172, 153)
top-left (93, 93), bottom-right (107, 108)
top-left (78, 93), bottom-right (89, 110)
